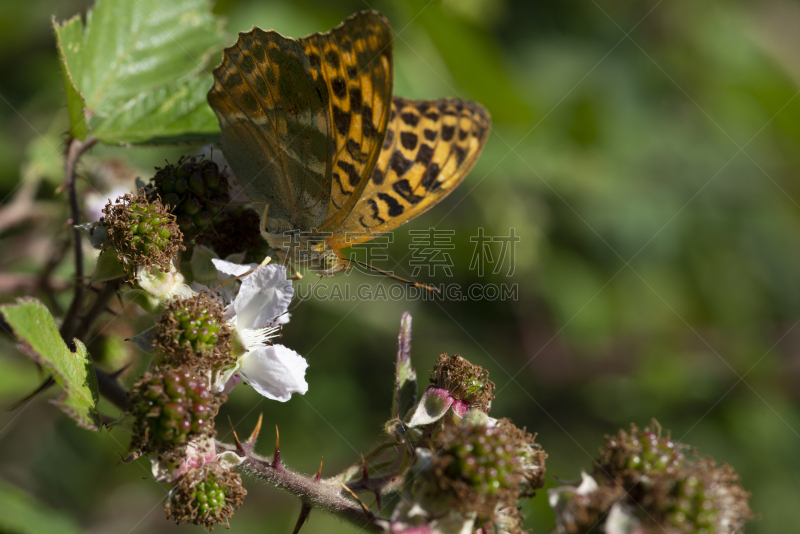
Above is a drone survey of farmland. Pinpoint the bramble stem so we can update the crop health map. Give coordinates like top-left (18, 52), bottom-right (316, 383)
top-left (74, 279), bottom-right (120, 341)
top-left (60, 136), bottom-right (98, 344)
top-left (215, 440), bottom-right (388, 532)
top-left (96, 369), bottom-right (129, 412)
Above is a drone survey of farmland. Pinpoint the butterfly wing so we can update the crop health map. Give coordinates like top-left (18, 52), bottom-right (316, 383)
top-left (327, 97), bottom-right (491, 249)
top-left (299, 11), bottom-right (394, 233)
top-left (208, 28), bottom-right (334, 231)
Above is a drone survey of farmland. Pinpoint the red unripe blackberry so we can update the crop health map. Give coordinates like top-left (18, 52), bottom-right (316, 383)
top-left (129, 368), bottom-right (223, 453)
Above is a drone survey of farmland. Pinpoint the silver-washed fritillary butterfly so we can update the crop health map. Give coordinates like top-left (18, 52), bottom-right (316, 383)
top-left (207, 11), bottom-right (491, 281)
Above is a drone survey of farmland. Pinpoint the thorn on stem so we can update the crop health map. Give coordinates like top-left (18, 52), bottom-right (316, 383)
top-left (272, 425), bottom-right (283, 470)
top-left (291, 502), bottom-right (312, 534)
top-left (246, 413), bottom-right (263, 445)
top-left (110, 362), bottom-right (132, 380)
top-left (228, 416), bottom-right (244, 455)
top-left (315, 457), bottom-right (323, 482)
top-left (337, 481), bottom-right (374, 519)
top-left (361, 453), bottom-right (368, 479)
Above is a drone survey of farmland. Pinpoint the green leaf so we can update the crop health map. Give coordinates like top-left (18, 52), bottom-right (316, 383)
top-left (54, 15), bottom-right (90, 141)
top-left (93, 74), bottom-right (220, 145)
top-left (0, 479), bottom-right (83, 534)
top-left (0, 298), bottom-right (101, 430)
top-left (52, 0), bottom-right (224, 145)
top-left (411, 3), bottom-right (532, 124)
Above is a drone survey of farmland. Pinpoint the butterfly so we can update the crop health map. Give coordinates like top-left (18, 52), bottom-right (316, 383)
top-left (207, 10), bottom-right (491, 282)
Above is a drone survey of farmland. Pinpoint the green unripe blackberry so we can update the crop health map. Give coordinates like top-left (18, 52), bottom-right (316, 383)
top-left (587, 422), bottom-right (752, 534)
top-left (192, 476), bottom-right (226, 515)
top-left (101, 190), bottom-right (183, 275)
top-left (155, 296), bottom-right (235, 370)
top-left (166, 463), bottom-right (246, 529)
top-left (446, 424), bottom-right (515, 495)
top-left (597, 422), bottom-right (685, 479)
top-left (497, 418), bottom-right (546, 496)
top-left (428, 420), bottom-right (539, 522)
top-left (129, 368), bottom-right (223, 453)
top-left (150, 156), bottom-right (230, 238)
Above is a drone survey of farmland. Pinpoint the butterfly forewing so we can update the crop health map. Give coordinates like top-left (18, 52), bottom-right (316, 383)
top-left (208, 28), bottom-right (334, 231)
top-left (328, 97), bottom-right (491, 249)
top-left (299, 11), bottom-right (394, 233)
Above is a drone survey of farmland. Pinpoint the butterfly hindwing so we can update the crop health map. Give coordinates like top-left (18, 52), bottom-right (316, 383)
top-left (208, 28), bottom-right (334, 231)
top-left (299, 11), bottom-right (394, 233)
top-left (328, 97), bottom-right (491, 249)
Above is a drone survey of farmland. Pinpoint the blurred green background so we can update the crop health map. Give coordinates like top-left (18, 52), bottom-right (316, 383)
top-left (2, 0), bottom-right (800, 532)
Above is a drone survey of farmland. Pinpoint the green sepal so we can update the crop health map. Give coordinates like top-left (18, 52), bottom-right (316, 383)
top-left (91, 248), bottom-right (125, 283)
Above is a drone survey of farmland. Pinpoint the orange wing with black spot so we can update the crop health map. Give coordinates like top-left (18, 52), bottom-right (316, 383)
top-left (207, 28), bottom-right (334, 231)
top-left (299, 11), bottom-right (394, 233)
top-left (327, 97), bottom-right (491, 249)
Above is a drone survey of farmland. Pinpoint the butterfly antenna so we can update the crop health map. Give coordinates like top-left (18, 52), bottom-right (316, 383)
top-left (213, 200), bottom-right (269, 208)
top-left (347, 259), bottom-right (440, 293)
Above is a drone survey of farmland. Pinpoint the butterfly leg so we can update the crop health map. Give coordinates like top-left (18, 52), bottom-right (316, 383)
top-left (256, 255), bottom-right (272, 269)
top-left (287, 263), bottom-right (304, 281)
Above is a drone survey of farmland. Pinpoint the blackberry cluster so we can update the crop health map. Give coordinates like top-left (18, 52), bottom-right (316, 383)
top-left (597, 422), bottom-right (685, 478)
top-left (171, 304), bottom-right (221, 352)
top-left (429, 421), bottom-right (537, 522)
top-left (166, 464), bottom-right (246, 530)
top-left (155, 296), bottom-right (234, 370)
top-left (445, 424), bottom-right (515, 496)
top-left (668, 473), bottom-right (715, 532)
top-left (151, 157), bottom-right (229, 235)
top-left (431, 353), bottom-right (495, 412)
top-left (194, 207), bottom-right (266, 260)
top-left (497, 418), bottom-right (547, 496)
top-left (101, 191), bottom-right (183, 274)
top-left (585, 422), bottom-right (752, 534)
top-left (129, 368), bottom-right (222, 453)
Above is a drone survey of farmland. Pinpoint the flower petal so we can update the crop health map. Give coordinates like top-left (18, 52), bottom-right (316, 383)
top-left (233, 264), bottom-right (293, 329)
top-left (212, 258), bottom-right (257, 277)
top-left (240, 344), bottom-right (308, 402)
